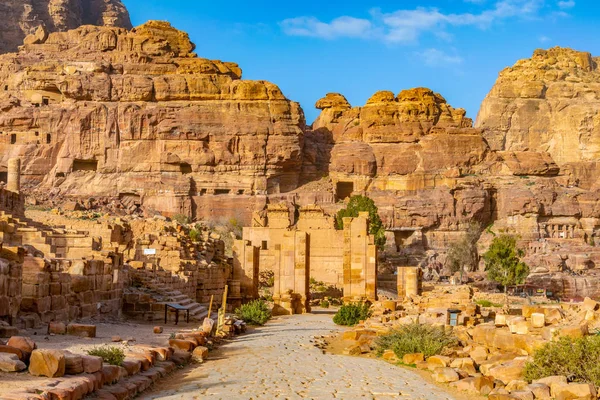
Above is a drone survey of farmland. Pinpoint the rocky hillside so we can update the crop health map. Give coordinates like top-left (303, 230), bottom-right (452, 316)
top-left (0, 21), bottom-right (305, 219)
top-left (0, 0), bottom-right (132, 54)
top-left (477, 47), bottom-right (600, 188)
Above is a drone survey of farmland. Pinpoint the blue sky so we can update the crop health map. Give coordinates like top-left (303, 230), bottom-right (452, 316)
top-left (122, 0), bottom-right (598, 123)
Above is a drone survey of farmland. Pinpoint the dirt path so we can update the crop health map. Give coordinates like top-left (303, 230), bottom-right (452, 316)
top-left (144, 313), bottom-right (457, 400)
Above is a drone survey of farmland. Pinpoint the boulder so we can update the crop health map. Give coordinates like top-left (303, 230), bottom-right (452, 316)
top-left (552, 383), bottom-right (596, 400)
top-left (153, 326), bottom-right (163, 334)
top-left (432, 367), bottom-right (460, 383)
top-left (0, 353), bottom-right (26, 372)
top-left (191, 346), bottom-right (209, 363)
top-left (527, 383), bottom-right (551, 399)
top-left (168, 339), bottom-right (196, 352)
top-left (451, 376), bottom-right (494, 395)
top-left (402, 353), bottom-right (424, 365)
top-left (29, 349), bottom-right (66, 377)
top-left (0, 345), bottom-right (24, 361)
top-left (486, 357), bottom-right (527, 385)
top-left (426, 355), bottom-right (451, 370)
top-left (6, 336), bottom-right (36, 355)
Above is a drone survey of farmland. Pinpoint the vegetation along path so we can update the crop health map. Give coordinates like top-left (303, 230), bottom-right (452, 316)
top-left (144, 313), bottom-right (456, 400)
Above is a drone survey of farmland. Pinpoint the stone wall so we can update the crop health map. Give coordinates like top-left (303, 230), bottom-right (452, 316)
top-left (236, 204), bottom-right (378, 304)
top-left (0, 245), bottom-right (23, 324)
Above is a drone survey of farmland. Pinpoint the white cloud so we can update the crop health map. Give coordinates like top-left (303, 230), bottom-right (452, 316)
top-left (280, 0), bottom-right (549, 43)
top-left (280, 16), bottom-right (373, 39)
top-left (557, 0), bottom-right (575, 8)
top-left (417, 48), bottom-right (464, 66)
top-left (539, 35), bottom-right (551, 42)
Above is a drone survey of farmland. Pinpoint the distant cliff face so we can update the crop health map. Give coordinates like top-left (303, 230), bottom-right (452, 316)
top-left (476, 47), bottom-right (600, 170)
top-left (0, 21), bottom-right (305, 219)
top-left (0, 0), bottom-right (132, 54)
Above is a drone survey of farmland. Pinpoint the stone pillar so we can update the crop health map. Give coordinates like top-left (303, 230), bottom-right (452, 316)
top-left (7, 158), bottom-right (20, 193)
top-left (397, 266), bottom-right (421, 299)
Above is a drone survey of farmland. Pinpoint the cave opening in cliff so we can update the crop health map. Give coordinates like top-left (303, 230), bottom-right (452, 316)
top-left (0, 172), bottom-right (7, 184)
top-left (72, 159), bottom-right (98, 172)
top-left (180, 163), bottom-right (192, 174)
top-left (10, 134), bottom-right (16, 144)
top-left (46, 134), bottom-right (51, 144)
top-left (336, 182), bottom-right (354, 201)
top-left (215, 189), bottom-right (231, 195)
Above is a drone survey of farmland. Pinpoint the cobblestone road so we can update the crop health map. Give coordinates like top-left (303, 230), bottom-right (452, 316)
top-left (143, 313), bottom-right (456, 400)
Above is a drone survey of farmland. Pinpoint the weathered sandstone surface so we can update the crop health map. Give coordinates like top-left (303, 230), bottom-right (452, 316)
top-left (0, 0), bottom-right (132, 54)
top-left (1, 15), bottom-right (599, 300)
top-left (0, 21), bottom-right (305, 219)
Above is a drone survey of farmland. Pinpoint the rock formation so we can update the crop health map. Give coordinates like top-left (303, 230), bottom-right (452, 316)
top-left (0, 21), bottom-right (305, 218)
top-left (0, 0), bottom-right (132, 54)
top-left (477, 47), bottom-right (600, 188)
top-left (1, 8), bottom-right (600, 301)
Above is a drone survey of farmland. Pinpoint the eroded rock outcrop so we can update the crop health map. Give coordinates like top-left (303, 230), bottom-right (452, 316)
top-left (0, 0), bottom-right (132, 54)
top-left (0, 21), bottom-right (305, 218)
top-left (477, 47), bottom-right (600, 187)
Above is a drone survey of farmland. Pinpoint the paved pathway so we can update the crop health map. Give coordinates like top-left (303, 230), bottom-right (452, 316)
top-left (143, 313), bottom-right (456, 400)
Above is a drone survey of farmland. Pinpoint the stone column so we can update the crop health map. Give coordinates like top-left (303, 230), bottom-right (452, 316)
top-left (7, 158), bottom-right (20, 193)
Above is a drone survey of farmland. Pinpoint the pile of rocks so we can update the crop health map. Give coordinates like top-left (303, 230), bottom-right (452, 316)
top-left (336, 287), bottom-right (600, 399)
top-left (0, 315), bottom-right (246, 400)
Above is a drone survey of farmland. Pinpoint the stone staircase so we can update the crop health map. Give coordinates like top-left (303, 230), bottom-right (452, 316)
top-left (0, 212), bottom-right (94, 260)
top-left (130, 268), bottom-right (209, 322)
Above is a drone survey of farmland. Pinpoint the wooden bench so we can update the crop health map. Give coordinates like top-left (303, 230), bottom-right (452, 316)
top-left (164, 303), bottom-right (190, 325)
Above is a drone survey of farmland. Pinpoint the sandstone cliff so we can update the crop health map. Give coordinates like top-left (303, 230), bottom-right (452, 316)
top-left (0, 21), bottom-right (305, 218)
top-left (0, 0), bottom-right (132, 54)
top-left (477, 47), bottom-right (600, 188)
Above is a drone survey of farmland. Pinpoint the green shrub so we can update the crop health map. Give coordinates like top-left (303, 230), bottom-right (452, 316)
top-left (320, 300), bottom-right (330, 308)
top-left (333, 302), bottom-right (371, 326)
top-left (87, 346), bottom-right (125, 366)
top-left (172, 213), bottom-right (190, 225)
top-left (524, 335), bottom-right (600, 386)
top-left (335, 195), bottom-right (386, 248)
top-left (475, 299), bottom-right (503, 308)
top-left (189, 228), bottom-right (201, 242)
top-left (375, 323), bottom-right (457, 359)
top-left (235, 299), bottom-right (271, 326)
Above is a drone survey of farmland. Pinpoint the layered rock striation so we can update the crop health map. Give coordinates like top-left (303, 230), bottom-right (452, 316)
top-left (0, 21), bottom-right (305, 218)
top-left (0, 0), bottom-right (132, 54)
top-left (477, 47), bottom-right (600, 188)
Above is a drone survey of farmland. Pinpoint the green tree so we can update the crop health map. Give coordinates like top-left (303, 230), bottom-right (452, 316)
top-left (446, 223), bottom-right (481, 282)
top-left (483, 234), bottom-right (529, 303)
top-left (335, 195), bottom-right (386, 248)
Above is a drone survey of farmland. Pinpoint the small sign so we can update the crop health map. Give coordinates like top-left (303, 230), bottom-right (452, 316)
top-left (143, 248), bottom-right (156, 255)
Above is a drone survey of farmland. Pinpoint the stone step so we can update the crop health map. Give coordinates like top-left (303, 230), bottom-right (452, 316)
top-left (178, 298), bottom-right (192, 306)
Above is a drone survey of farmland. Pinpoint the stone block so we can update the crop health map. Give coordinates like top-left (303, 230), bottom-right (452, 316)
top-left (64, 351), bottom-right (84, 374)
top-left (29, 349), bottom-right (66, 377)
top-left (0, 353), bottom-right (26, 372)
top-left (552, 383), bottom-right (596, 400)
top-left (530, 313), bottom-right (545, 328)
top-left (48, 321), bottom-right (67, 335)
top-left (168, 339), bottom-right (196, 352)
top-left (432, 367), bottom-right (459, 383)
top-left (67, 323), bottom-right (97, 338)
top-left (192, 346), bottom-right (209, 362)
top-left (451, 376), bottom-right (494, 395)
top-left (402, 352), bottom-right (424, 365)
top-left (82, 355), bottom-right (103, 373)
top-left (6, 336), bottom-right (36, 355)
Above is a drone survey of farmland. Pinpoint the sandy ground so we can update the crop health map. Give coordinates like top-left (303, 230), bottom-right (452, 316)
top-left (144, 312), bottom-right (463, 400)
top-left (0, 318), bottom-right (200, 394)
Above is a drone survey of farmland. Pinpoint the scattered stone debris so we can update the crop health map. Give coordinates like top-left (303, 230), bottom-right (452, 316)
top-left (333, 284), bottom-right (600, 399)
